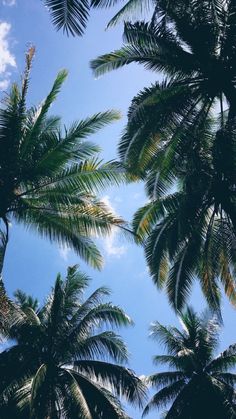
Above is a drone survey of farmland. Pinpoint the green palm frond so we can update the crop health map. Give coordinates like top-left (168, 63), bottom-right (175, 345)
top-left (206, 346), bottom-right (236, 373)
top-left (15, 207), bottom-right (105, 269)
top-left (74, 360), bottom-right (146, 406)
top-left (30, 364), bottom-right (48, 418)
top-left (14, 290), bottom-right (39, 312)
top-left (91, 21), bottom-right (196, 77)
top-left (107, 0), bottom-right (152, 28)
top-left (73, 302), bottom-right (133, 337)
top-left (142, 380), bottom-right (185, 416)
top-left (66, 369), bottom-right (129, 418)
top-left (44, 0), bottom-right (90, 36)
top-left (150, 322), bottom-right (184, 355)
top-left (76, 331), bottom-right (129, 362)
top-left (21, 69), bottom-right (68, 157)
top-left (59, 369), bottom-right (93, 418)
top-left (146, 371), bottom-right (186, 389)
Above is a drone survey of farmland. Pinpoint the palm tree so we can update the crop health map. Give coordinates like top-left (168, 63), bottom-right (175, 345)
top-left (91, 1), bottom-right (236, 311)
top-left (143, 307), bottom-right (236, 418)
top-left (0, 265), bottom-right (146, 418)
top-left (0, 47), bottom-right (126, 276)
top-left (91, 1), bottom-right (236, 171)
top-left (132, 112), bottom-right (236, 313)
top-left (92, 0), bottom-right (236, 121)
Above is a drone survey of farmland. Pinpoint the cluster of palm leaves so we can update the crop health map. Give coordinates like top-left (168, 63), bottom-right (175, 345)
top-left (144, 307), bottom-right (236, 418)
top-left (43, 0), bottom-right (151, 36)
top-left (0, 46), bottom-right (127, 277)
top-left (1, 270), bottom-right (235, 418)
top-left (91, 0), bottom-right (236, 313)
top-left (1, 0), bottom-right (236, 417)
top-left (0, 266), bottom-right (146, 418)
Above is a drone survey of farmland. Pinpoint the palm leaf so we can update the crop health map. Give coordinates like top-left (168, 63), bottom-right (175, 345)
top-left (44, 0), bottom-right (90, 36)
top-left (107, 0), bottom-right (152, 27)
top-left (74, 360), bottom-right (146, 406)
top-left (142, 380), bottom-right (186, 416)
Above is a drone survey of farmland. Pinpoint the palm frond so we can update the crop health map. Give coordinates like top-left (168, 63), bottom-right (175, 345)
top-left (14, 290), bottom-right (39, 312)
top-left (66, 369), bottom-right (129, 418)
top-left (77, 331), bottom-right (129, 362)
top-left (74, 360), bottom-right (147, 406)
top-left (206, 346), bottom-right (236, 373)
top-left (44, 0), bottom-right (90, 36)
top-left (149, 322), bottom-right (184, 354)
top-left (146, 371), bottom-right (186, 389)
top-left (107, 0), bottom-right (152, 27)
top-left (142, 380), bottom-right (185, 416)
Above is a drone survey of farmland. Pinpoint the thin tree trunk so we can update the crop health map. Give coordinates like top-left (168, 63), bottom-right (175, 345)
top-left (0, 217), bottom-right (11, 322)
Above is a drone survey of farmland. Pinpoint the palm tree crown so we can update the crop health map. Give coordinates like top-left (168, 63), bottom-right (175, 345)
top-left (91, 0), bottom-right (236, 311)
top-left (0, 265), bottom-right (146, 418)
top-left (143, 307), bottom-right (236, 418)
top-left (0, 47), bottom-right (125, 274)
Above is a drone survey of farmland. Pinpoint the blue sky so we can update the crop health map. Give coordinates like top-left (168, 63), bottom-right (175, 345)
top-left (0, 1), bottom-right (235, 418)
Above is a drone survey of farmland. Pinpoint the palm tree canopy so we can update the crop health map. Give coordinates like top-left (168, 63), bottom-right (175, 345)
top-left (91, 1), bottom-right (236, 170)
top-left (90, 0), bottom-right (236, 312)
top-left (131, 112), bottom-right (236, 313)
top-left (0, 265), bottom-right (146, 418)
top-left (143, 307), bottom-right (236, 418)
top-left (0, 47), bottom-right (126, 274)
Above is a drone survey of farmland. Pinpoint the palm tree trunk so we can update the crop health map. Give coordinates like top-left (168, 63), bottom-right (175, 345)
top-left (0, 217), bottom-right (9, 273)
top-left (0, 218), bottom-right (11, 321)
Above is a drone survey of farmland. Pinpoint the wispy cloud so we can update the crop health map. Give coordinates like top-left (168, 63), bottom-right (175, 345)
top-left (137, 266), bottom-right (150, 280)
top-left (58, 244), bottom-right (70, 261)
top-left (114, 196), bottom-right (122, 203)
top-left (2, 0), bottom-right (16, 6)
top-left (104, 228), bottom-right (127, 258)
top-left (0, 79), bottom-right (9, 90)
top-left (133, 192), bottom-right (142, 200)
top-left (101, 195), bottom-right (127, 259)
top-left (0, 21), bottom-right (16, 90)
top-left (101, 195), bottom-right (115, 213)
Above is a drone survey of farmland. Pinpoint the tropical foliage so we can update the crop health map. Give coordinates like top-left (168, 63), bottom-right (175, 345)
top-left (105, 0), bottom-right (152, 28)
top-left (143, 307), bottom-right (236, 418)
top-left (91, 0), bottom-right (236, 311)
top-left (43, 0), bottom-right (148, 36)
top-left (1, 1), bottom-right (236, 417)
top-left (0, 47), bottom-right (125, 276)
top-left (0, 266), bottom-right (146, 418)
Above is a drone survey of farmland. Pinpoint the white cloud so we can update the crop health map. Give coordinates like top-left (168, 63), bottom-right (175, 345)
top-left (101, 195), bottom-right (127, 258)
top-left (0, 21), bottom-right (16, 90)
top-left (114, 196), bottom-right (122, 203)
top-left (58, 244), bottom-right (70, 261)
top-left (2, 0), bottom-right (16, 6)
top-left (101, 195), bottom-right (115, 213)
top-left (133, 192), bottom-right (142, 200)
top-left (137, 266), bottom-right (150, 280)
top-left (104, 228), bottom-right (127, 258)
top-left (0, 79), bottom-right (9, 90)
